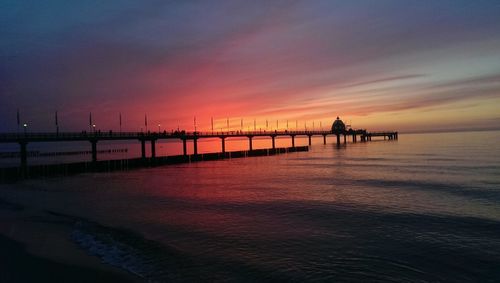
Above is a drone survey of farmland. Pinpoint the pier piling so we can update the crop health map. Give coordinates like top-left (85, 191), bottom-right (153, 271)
top-left (141, 140), bottom-right (146, 159)
top-left (182, 138), bottom-right (187, 156)
top-left (151, 139), bottom-right (156, 159)
top-left (248, 136), bottom-right (253, 151)
top-left (221, 137), bottom-right (226, 153)
top-left (19, 141), bottom-right (27, 168)
top-left (193, 136), bottom-right (198, 156)
top-left (91, 140), bottom-right (97, 162)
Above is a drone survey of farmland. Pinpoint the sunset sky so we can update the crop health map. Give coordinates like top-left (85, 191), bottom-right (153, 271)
top-left (1, 1), bottom-right (500, 133)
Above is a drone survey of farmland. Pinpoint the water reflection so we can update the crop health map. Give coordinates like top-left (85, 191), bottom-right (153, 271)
top-left (1, 131), bottom-right (500, 281)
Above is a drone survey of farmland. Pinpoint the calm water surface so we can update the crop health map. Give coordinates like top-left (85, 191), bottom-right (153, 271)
top-left (2, 131), bottom-right (500, 282)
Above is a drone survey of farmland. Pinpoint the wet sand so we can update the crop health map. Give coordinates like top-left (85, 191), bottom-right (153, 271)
top-left (0, 197), bottom-right (140, 283)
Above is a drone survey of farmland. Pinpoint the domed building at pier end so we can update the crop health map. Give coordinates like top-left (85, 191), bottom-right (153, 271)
top-left (331, 117), bottom-right (346, 134)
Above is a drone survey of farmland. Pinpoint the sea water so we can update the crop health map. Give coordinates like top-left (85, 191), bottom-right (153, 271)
top-left (1, 131), bottom-right (500, 282)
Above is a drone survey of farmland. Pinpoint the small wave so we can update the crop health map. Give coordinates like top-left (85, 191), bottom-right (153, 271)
top-left (69, 220), bottom-right (193, 282)
top-left (71, 225), bottom-right (150, 278)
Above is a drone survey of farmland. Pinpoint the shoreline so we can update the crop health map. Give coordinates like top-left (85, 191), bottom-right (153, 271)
top-left (0, 198), bottom-right (141, 282)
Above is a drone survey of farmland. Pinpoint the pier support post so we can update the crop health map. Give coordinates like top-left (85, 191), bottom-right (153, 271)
top-left (141, 140), bottom-right (146, 159)
top-left (182, 138), bottom-right (187, 156)
top-left (193, 137), bottom-right (198, 156)
top-left (353, 134), bottom-right (357, 143)
top-left (271, 136), bottom-right (276, 149)
top-left (151, 140), bottom-right (156, 159)
top-left (308, 135), bottom-right (312, 146)
top-left (221, 137), bottom-right (226, 154)
top-left (336, 134), bottom-right (341, 145)
top-left (323, 134), bottom-right (327, 145)
top-left (91, 140), bottom-right (97, 162)
top-left (291, 135), bottom-right (295, 148)
top-left (343, 134), bottom-right (347, 144)
top-left (248, 136), bottom-right (253, 151)
top-left (19, 141), bottom-right (27, 169)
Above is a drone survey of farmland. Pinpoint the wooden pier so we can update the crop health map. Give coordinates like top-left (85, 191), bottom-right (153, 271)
top-left (0, 128), bottom-right (398, 168)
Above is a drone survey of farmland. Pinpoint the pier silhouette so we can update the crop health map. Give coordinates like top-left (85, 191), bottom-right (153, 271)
top-left (0, 129), bottom-right (397, 164)
top-left (0, 117), bottom-right (397, 179)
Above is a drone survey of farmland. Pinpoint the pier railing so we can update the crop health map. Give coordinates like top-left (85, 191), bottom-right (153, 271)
top-left (0, 130), bottom-right (354, 142)
top-left (0, 129), bottom-right (380, 140)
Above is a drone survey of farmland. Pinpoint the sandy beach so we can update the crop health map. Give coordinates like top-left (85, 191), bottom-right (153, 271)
top-left (0, 195), bottom-right (140, 283)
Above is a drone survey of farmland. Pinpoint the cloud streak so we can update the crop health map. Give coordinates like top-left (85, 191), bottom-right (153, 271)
top-left (1, 0), bottom-right (500, 131)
